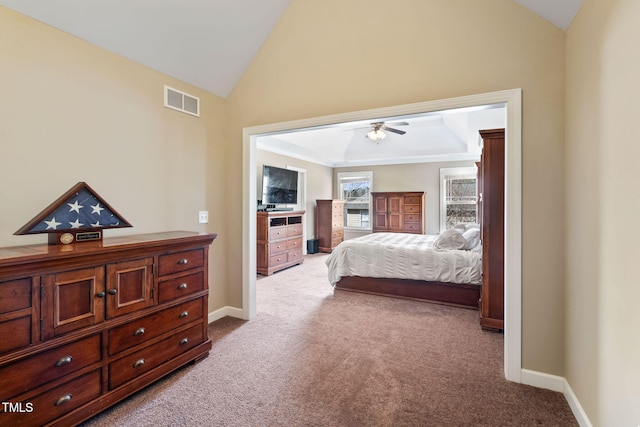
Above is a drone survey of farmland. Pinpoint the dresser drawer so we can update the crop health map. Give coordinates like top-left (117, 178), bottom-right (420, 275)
top-left (0, 316), bottom-right (31, 355)
top-left (109, 324), bottom-right (203, 389)
top-left (0, 334), bottom-right (101, 401)
top-left (158, 249), bottom-right (204, 276)
top-left (269, 252), bottom-right (288, 267)
top-left (157, 272), bottom-right (204, 303)
top-left (0, 278), bottom-right (32, 314)
top-left (287, 237), bottom-right (302, 251)
top-left (0, 370), bottom-right (101, 427)
top-left (403, 222), bottom-right (422, 232)
top-left (404, 196), bottom-right (422, 205)
top-left (269, 226), bottom-right (288, 240)
top-left (403, 204), bottom-right (421, 214)
top-left (269, 240), bottom-right (288, 255)
top-left (288, 248), bottom-right (303, 263)
top-left (287, 224), bottom-right (302, 237)
top-left (404, 214), bottom-right (421, 223)
top-left (331, 229), bottom-right (344, 239)
top-left (108, 298), bottom-right (204, 356)
top-left (331, 237), bottom-right (344, 248)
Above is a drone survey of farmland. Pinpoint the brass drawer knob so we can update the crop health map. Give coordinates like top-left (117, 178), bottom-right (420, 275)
top-left (179, 337), bottom-right (189, 345)
top-left (133, 359), bottom-right (145, 368)
top-left (55, 355), bottom-right (73, 367)
top-left (108, 289), bottom-right (118, 295)
top-left (133, 327), bottom-right (146, 336)
top-left (179, 311), bottom-right (189, 319)
top-left (178, 258), bottom-right (189, 265)
top-left (55, 394), bottom-right (72, 406)
top-left (178, 283), bottom-right (188, 290)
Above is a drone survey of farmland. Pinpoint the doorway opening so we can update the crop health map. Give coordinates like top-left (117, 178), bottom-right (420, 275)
top-left (242, 89), bottom-right (522, 383)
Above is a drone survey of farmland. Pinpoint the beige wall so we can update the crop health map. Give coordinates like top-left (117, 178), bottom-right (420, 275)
top-left (256, 149), bottom-right (333, 239)
top-left (336, 161), bottom-right (476, 235)
top-left (227, 0), bottom-right (566, 375)
top-left (254, 155), bottom-right (476, 240)
top-left (566, 0), bottom-right (640, 425)
top-left (0, 7), bottom-right (229, 313)
top-left (15, 1), bottom-right (634, 418)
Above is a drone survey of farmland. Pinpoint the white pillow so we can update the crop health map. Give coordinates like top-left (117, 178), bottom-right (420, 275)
top-left (433, 229), bottom-right (467, 250)
top-left (453, 224), bottom-right (466, 233)
top-left (462, 228), bottom-right (481, 250)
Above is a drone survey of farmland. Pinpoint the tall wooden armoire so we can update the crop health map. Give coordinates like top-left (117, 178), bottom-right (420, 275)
top-left (478, 129), bottom-right (505, 331)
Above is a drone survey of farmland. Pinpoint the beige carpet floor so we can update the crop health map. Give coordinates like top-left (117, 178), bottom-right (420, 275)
top-left (81, 253), bottom-right (577, 426)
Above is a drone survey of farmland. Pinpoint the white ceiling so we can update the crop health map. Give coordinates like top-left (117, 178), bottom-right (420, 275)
top-left (1, 0), bottom-right (581, 99)
top-left (0, 0), bottom-right (291, 98)
top-left (1, 0), bottom-right (581, 166)
top-left (257, 104), bottom-right (507, 167)
top-left (514, 0), bottom-right (583, 30)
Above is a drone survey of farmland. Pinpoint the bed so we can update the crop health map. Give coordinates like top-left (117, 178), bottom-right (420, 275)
top-left (326, 228), bottom-right (482, 308)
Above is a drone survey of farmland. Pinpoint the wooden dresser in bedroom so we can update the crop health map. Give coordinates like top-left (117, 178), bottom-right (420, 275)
top-left (0, 231), bottom-right (216, 426)
top-left (371, 191), bottom-right (425, 234)
top-left (257, 210), bottom-right (305, 275)
top-left (315, 200), bottom-right (344, 253)
top-left (478, 128), bottom-right (505, 331)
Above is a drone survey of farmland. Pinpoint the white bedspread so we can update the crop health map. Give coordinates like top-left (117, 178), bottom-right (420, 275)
top-left (325, 232), bottom-right (481, 286)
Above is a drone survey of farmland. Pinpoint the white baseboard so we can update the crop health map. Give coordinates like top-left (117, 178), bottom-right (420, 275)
top-left (208, 306), bottom-right (244, 324)
top-left (521, 369), bottom-right (592, 427)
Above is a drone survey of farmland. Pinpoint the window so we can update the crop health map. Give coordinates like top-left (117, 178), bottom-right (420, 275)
top-left (338, 171), bottom-right (372, 229)
top-left (440, 167), bottom-right (477, 231)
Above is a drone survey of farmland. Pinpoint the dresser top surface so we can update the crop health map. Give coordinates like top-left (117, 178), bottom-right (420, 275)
top-left (0, 231), bottom-right (217, 266)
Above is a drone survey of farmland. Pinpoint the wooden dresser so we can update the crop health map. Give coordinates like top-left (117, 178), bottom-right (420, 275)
top-left (256, 210), bottom-right (305, 275)
top-left (315, 200), bottom-right (344, 253)
top-left (371, 192), bottom-right (425, 234)
top-left (478, 129), bottom-right (505, 331)
top-left (0, 231), bottom-right (216, 426)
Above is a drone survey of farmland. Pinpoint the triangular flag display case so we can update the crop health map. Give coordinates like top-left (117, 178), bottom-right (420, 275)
top-left (15, 182), bottom-right (132, 245)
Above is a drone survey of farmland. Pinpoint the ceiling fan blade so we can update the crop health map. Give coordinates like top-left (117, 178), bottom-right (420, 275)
top-left (381, 125), bottom-right (406, 135)
top-left (386, 121), bottom-right (409, 127)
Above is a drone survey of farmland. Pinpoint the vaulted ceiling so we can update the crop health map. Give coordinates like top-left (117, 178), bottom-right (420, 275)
top-left (1, 0), bottom-right (582, 166)
top-left (1, 1), bottom-right (582, 98)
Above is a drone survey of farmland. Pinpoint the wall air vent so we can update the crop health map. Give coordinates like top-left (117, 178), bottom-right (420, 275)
top-left (164, 85), bottom-right (200, 117)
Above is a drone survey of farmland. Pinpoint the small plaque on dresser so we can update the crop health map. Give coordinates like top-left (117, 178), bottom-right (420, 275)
top-left (49, 231), bottom-right (103, 245)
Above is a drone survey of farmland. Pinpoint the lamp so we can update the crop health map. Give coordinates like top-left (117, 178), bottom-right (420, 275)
top-left (366, 126), bottom-right (386, 141)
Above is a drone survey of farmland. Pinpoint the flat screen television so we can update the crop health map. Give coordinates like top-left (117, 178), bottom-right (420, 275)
top-left (261, 165), bottom-right (298, 205)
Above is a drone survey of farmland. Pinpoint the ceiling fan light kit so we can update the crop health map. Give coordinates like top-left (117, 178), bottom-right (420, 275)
top-left (367, 128), bottom-right (386, 140)
top-left (365, 121), bottom-right (408, 141)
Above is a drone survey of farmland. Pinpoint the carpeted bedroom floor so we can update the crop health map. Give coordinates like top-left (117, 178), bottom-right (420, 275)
top-left (81, 253), bottom-right (577, 426)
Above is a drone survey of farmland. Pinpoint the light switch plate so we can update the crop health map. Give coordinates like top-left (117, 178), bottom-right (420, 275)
top-left (198, 211), bottom-right (208, 224)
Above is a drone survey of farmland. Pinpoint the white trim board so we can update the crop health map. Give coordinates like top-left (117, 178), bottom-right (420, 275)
top-left (521, 370), bottom-right (593, 427)
top-left (242, 89), bottom-right (523, 382)
top-left (208, 306), bottom-right (244, 324)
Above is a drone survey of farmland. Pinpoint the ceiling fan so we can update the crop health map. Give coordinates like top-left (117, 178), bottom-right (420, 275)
top-left (364, 121), bottom-right (409, 141)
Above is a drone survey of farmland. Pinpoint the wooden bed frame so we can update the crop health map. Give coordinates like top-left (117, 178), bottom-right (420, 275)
top-left (334, 276), bottom-right (480, 309)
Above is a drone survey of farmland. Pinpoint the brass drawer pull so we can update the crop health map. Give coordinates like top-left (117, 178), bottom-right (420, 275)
top-left (179, 338), bottom-right (189, 345)
top-left (178, 258), bottom-right (188, 265)
top-left (96, 292), bottom-right (105, 298)
top-left (178, 283), bottom-right (188, 290)
top-left (108, 289), bottom-right (118, 295)
top-left (133, 327), bottom-right (146, 336)
top-left (133, 359), bottom-right (145, 368)
top-left (55, 394), bottom-right (72, 406)
top-left (55, 355), bottom-right (73, 367)
top-left (179, 311), bottom-right (189, 318)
